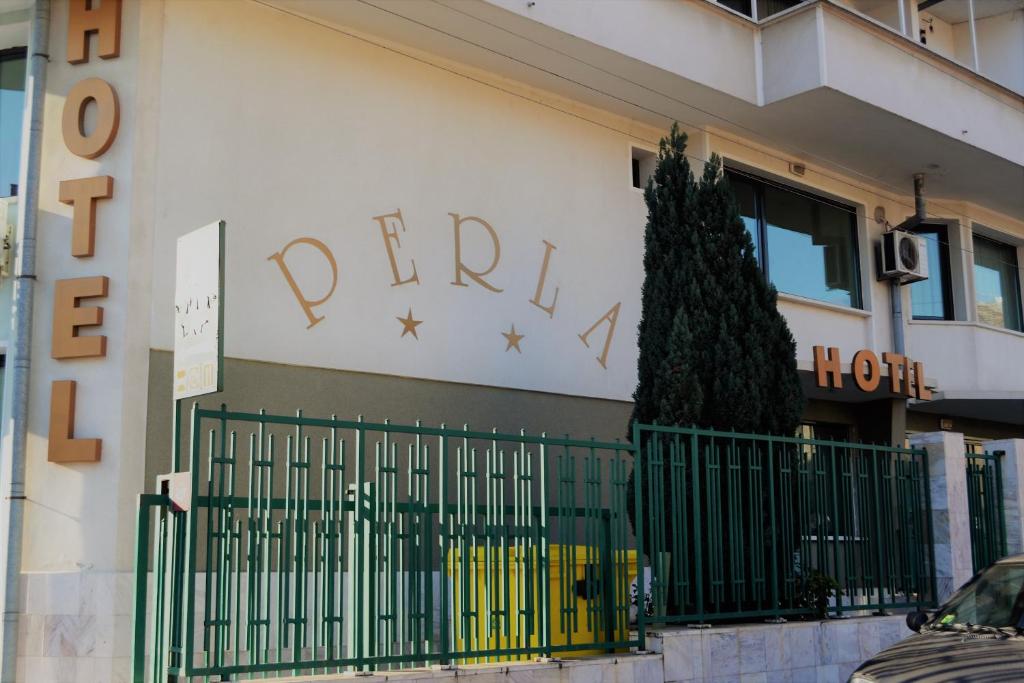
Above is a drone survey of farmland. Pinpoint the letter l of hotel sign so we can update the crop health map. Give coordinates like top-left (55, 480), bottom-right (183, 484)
top-left (48, 0), bottom-right (123, 463)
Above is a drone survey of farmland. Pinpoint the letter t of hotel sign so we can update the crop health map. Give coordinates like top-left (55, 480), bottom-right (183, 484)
top-left (48, 0), bottom-right (123, 463)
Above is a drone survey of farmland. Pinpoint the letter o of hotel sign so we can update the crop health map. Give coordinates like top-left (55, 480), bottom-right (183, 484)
top-left (48, 0), bottom-right (123, 463)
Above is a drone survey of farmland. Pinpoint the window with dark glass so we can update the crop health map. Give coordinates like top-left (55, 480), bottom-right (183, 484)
top-left (910, 225), bottom-right (953, 320)
top-left (973, 234), bottom-right (1023, 332)
top-left (726, 169), bottom-right (862, 309)
top-left (0, 48), bottom-right (26, 198)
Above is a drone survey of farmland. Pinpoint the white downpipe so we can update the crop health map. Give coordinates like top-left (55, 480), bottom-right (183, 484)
top-left (0, 1), bottom-right (49, 681)
top-left (897, 0), bottom-right (907, 36)
top-left (967, 0), bottom-right (980, 71)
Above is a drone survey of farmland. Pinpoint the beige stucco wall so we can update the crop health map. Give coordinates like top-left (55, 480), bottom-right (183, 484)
top-left (13, 0), bottom-right (1024, 579)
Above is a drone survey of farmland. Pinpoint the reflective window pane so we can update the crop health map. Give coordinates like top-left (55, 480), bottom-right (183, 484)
top-left (911, 228), bottom-right (952, 319)
top-left (0, 52), bottom-right (25, 198)
top-left (974, 235), bottom-right (1023, 332)
top-left (763, 185), bottom-right (861, 308)
top-left (729, 174), bottom-right (759, 259)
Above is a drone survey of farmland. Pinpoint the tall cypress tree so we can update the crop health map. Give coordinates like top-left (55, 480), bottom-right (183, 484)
top-left (628, 129), bottom-right (802, 446)
top-left (627, 127), bottom-right (804, 612)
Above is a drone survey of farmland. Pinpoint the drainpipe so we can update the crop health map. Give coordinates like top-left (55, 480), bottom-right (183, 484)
top-left (0, 2), bottom-right (49, 681)
top-left (890, 174), bottom-right (925, 356)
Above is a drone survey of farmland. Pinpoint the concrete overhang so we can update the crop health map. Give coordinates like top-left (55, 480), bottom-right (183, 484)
top-left (267, 0), bottom-right (1024, 219)
top-left (909, 392), bottom-right (1024, 425)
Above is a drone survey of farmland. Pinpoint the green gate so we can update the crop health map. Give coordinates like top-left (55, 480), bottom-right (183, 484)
top-left (131, 404), bottom-right (638, 682)
top-left (965, 450), bottom-right (1007, 573)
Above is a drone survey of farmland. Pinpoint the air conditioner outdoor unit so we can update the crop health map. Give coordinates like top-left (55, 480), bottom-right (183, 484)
top-left (879, 230), bottom-right (928, 283)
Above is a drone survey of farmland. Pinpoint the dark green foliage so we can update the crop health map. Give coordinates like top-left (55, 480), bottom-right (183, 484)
top-left (628, 124), bottom-right (803, 435)
top-left (798, 571), bottom-right (842, 620)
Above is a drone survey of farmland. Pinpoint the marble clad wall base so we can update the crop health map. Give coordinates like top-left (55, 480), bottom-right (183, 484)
top-left (12, 572), bottom-right (911, 683)
top-left (647, 615), bottom-right (908, 683)
top-left (16, 570), bottom-right (135, 683)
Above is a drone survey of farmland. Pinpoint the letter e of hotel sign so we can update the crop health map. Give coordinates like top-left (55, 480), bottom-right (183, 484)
top-left (173, 222), bottom-right (225, 400)
top-left (813, 346), bottom-right (932, 400)
top-left (48, 0), bottom-right (123, 463)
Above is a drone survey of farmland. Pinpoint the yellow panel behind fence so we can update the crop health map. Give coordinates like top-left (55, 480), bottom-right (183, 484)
top-left (448, 544), bottom-right (638, 662)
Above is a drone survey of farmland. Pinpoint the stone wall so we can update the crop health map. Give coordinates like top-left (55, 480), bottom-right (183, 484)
top-left (647, 615), bottom-right (908, 683)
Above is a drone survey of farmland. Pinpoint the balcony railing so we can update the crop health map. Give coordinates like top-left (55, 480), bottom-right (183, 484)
top-left (709, 0), bottom-right (1024, 95)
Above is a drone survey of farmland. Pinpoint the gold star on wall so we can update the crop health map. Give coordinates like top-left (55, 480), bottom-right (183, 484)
top-left (397, 308), bottom-right (422, 339)
top-left (502, 324), bottom-right (524, 353)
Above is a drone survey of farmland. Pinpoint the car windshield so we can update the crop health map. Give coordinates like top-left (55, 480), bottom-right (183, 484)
top-left (930, 563), bottom-right (1024, 630)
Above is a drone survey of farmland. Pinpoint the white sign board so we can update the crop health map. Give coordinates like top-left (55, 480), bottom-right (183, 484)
top-left (173, 221), bottom-right (224, 400)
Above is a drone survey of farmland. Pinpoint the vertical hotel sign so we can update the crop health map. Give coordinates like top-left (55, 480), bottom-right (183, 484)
top-left (173, 222), bottom-right (224, 399)
top-left (48, 0), bottom-right (123, 463)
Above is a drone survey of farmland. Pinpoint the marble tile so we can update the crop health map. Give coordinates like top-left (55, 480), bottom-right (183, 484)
top-left (17, 614), bottom-right (43, 657)
top-left (763, 628), bottom-right (788, 672)
top-left (111, 657), bottom-right (130, 683)
top-left (814, 664), bottom-right (839, 683)
top-left (79, 573), bottom-right (115, 616)
top-left (25, 573), bottom-right (81, 616)
top-left (783, 626), bottom-right (816, 669)
top-left (789, 666), bottom-right (817, 683)
top-left (44, 616), bottom-right (96, 658)
top-left (23, 656), bottom-right (78, 683)
top-left (737, 630), bottom-right (767, 674)
top-left (704, 632), bottom-right (739, 678)
top-left (856, 622), bottom-right (880, 662)
top-left (90, 615), bottom-right (115, 658)
top-left (740, 674), bottom-right (767, 683)
top-left (630, 655), bottom-right (664, 683)
top-left (661, 631), bottom-right (701, 682)
top-left (764, 670), bottom-right (791, 683)
top-left (838, 661), bottom-right (860, 682)
top-left (818, 622), bottom-right (857, 666)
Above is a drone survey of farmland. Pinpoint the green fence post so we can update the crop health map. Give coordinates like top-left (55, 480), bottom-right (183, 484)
top-left (539, 436), bottom-right (551, 659)
top-left (766, 437), bottom-right (779, 619)
top-left (130, 495), bottom-right (160, 683)
top-left (631, 422), bottom-right (645, 651)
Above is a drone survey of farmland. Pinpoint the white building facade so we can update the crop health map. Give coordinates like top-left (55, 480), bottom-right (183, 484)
top-left (0, 0), bottom-right (1020, 680)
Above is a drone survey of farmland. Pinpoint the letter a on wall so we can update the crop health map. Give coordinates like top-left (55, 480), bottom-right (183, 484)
top-left (173, 221), bottom-right (225, 400)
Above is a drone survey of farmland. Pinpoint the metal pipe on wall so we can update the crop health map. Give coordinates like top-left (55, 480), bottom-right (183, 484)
top-left (0, 1), bottom-right (49, 681)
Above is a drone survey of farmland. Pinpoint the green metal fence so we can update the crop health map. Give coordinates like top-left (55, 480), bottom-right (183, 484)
top-left (633, 424), bottom-right (937, 626)
top-left (132, 405), bottom-right (638, 682)
top-left (965, 450), bottom-right (1007, 573)
top-left (132, 409), bottom-right (939, 681)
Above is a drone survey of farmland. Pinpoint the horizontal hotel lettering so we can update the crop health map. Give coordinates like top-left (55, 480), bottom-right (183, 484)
top-left (813, 345), bottom-right (933, 400)
top-left (268, 209), bottom-right (623, 369)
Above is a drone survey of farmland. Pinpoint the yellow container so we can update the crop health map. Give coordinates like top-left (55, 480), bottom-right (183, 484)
top-left (448, 544), bottom-right (638, 661)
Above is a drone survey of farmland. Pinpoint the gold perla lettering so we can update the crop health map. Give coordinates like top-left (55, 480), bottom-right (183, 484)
top-left (372, 209), bottom-right (419, 287)
top-left (579, 302), bottom-right (621, 369)
top-left (450, 213), bottom-right (503, 292)
top-left (529, 240), bottom-right (559, 318)
top-left (267, 237), bottom-right (338, 329)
